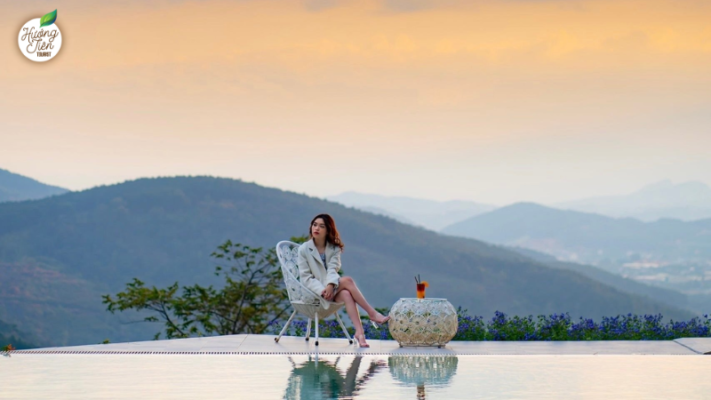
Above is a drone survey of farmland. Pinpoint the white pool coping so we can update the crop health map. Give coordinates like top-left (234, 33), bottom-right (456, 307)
top-left (9, 334), bottom-right (711, 355)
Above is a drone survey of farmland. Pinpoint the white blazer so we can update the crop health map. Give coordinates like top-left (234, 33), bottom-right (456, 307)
top-left (297, 238), bottom-right (342, 298)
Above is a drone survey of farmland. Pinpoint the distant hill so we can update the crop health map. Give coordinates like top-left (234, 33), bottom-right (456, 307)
top-left (0, 177), bottom-right (695, 346)
top-left (508, 246), bottom-right (689, 313)
top-left (442, 202), bottom-right (711, 265)
top-left (0, 318), bottom-right (36, 349)
top-left (441, 202), bottom-right (711, 315)
top-left (327, 191), bottom-right (496, 231)
top-left (555, 180), bottom-right (711, 222)
top-left (357, 205), bottom-right (418, 226)
top-left (0, 168), bottom-right (68, 203)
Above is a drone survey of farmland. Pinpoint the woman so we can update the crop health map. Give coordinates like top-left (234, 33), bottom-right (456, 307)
top-left (297, 213), bottom-right (390, 348)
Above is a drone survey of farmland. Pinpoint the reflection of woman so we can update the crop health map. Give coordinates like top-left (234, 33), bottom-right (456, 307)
top-left (298, 214), bottom-right (390, 348)
top-left (284, 356), bottom-right (386, 400)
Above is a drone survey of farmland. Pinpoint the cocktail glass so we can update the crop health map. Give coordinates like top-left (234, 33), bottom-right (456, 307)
top-left (416, 283), bottom-right (426, 299)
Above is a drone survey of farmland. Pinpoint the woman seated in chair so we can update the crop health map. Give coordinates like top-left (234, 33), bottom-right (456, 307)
top-left (297, 213), bottom-right (390, 348)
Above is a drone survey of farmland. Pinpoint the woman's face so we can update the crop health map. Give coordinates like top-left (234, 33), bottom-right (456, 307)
top-left (311, 218), bottom-right (327, 239)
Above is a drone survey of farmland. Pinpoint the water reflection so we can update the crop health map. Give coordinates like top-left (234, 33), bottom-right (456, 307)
top-left (388, 356), bottom-right (458, 399)
top-left (284, 356), bottom-right (387, 399)
top-left (7, 353), bottom-right (709, 399)
top-left (283, 355), bottom-right (459, 399)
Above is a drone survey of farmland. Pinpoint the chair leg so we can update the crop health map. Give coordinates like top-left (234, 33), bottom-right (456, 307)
top-left (335, 313), bottom-right (353, 345)
top-left (275, 310), bottom-right (297, 343)
top-left (305, 318), bottom-right (312, 341)
top-left (314, 312), bottom-right (319, 346)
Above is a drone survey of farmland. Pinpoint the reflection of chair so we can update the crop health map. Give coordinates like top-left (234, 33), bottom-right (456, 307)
top-left (275, 241), bottom-right (352, 346)
top-left (284, 356), bottom-right (387, 399)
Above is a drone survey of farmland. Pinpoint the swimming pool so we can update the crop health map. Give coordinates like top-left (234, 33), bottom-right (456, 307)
top-left (3, 353), bottom-right (710, 399)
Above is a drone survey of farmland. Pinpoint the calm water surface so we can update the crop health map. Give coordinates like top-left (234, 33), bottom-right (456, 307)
top-left (3, 354), bottom-right (710, 399)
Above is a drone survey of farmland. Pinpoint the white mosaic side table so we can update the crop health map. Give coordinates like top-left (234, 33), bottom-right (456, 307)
top-left (388, 298), bottom-right (458, 348)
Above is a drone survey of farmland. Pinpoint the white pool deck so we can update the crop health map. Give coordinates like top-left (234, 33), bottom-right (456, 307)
top-left (10, 335), bottom-right (711, 356)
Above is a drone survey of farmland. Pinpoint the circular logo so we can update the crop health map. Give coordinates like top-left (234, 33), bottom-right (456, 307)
top-left (18, 11), bottom-right (62, 62)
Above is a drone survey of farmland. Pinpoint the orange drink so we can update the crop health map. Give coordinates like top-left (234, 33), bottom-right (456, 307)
top-left (416, 283), bottom-right (425, 299)
top-left (416, 281), bottom-right (429, 299)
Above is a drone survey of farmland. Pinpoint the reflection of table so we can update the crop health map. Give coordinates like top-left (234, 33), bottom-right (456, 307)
top-left (388, 298), bottom-right (458, 347)
top-left (389, 356), bottom-right (458, 399)
top-left (388, 356), bottom-right (458, 385)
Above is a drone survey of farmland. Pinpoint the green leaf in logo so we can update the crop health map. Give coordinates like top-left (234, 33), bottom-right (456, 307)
top-left (40, 9), bottom-right (57, 28)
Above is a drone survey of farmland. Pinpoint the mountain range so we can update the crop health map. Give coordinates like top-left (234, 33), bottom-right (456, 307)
top-left (0, 176), bottom-right (695, 347)
top-left (555, 180), bottom-right (711, 222)
top-left (329, 181), bottom-right (711, 234)
top-left (507, 246), bottom-right (690, 314)
top-left (441, 202), bottom-right (711, 265)
top-left (441, 202), bottom-right (711, 315)
top-left (326, 192), bottom-right (496, 231)
top-left (0, 168), bottom-right (68, 203)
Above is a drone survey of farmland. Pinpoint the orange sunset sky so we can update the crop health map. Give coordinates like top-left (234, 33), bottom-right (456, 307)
top-left (2, 0), bottom-right (710, 204)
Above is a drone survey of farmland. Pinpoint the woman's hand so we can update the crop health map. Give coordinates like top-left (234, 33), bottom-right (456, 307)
top-left (321, 284), bottom-right (335, 301)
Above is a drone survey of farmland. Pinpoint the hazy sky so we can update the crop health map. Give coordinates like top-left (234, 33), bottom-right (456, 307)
top-left (2, 0), bottom-right (710, 205)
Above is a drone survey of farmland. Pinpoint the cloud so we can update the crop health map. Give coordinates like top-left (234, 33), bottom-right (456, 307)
top-left (302, 0), bottom-right (349, 12)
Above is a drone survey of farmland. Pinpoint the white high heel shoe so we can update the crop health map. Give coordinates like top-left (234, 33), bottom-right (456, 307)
top-left (370, 314), bottom-right (391, 329)
top-left (354, 333), bottom-right (370, 348)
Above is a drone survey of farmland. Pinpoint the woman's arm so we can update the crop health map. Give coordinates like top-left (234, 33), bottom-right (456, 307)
top-left (298, 247), bottom-right (326, 295)
top-left (325, 247), bottom-right (342, 288)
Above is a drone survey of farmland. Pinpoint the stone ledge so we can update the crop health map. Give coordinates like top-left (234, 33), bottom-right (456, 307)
top-left (674, 338), bottom-right (711, 354)
top-left (5, 334), bottom-right (708, 356)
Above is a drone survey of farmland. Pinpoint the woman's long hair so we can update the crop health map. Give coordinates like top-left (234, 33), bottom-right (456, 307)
top-left (309, 213), bottom-right (345, 251)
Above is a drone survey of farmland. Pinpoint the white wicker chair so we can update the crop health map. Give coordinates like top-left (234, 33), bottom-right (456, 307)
top-left (275, 241), bottom-right (353, 346)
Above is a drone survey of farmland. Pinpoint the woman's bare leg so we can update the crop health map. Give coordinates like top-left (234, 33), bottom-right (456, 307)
top-left (335, 289), bottom-right (364, 336)
top-left (338, 276), bottom-right (388, 322)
